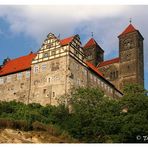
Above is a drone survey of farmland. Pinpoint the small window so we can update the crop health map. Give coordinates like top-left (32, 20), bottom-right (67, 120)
top-left (43, 53), bottom-right (48, 58)
top-left (51, 50), bottom-right (56, 56)
top-left (26, 71), bottom-right (30, 78)
top-left (17, 72), bottom-right (22, 80)
top-left (110, 72), bottom-right (112, 79)
top-left (127, 65), bottom-right (130, 70)
top-left (48, 78), bottom-right (51, 83)
top-left (0, 78), bottom-right (4, 84)
top-left (20, 83), bottom-right (24, 89)
top-left (34, 65), bottom-right (39, 73)
top-left (51, 62), bottom-right (59, 71)
top-left (53, 92), bottom-right (55, 97)
top-left (113, 72), bottom-right (115, 78)
top-left (7, 75), bottom-right (11, 82)
top-left (42, 64), bottom-right (47, 71)
top-left (43, 89), bottom-right (47, 94)
top-left (116, 71), bottom-right (118, 78)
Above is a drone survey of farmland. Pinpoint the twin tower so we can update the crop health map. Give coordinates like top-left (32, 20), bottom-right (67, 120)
top-left (84, 23), bottom-right (144, 91)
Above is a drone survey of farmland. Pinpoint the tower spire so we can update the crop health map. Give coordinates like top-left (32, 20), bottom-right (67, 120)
top-left (129, 18), bottom-right (132, 24)
top-left (91, 32), bottom-right (94, 38)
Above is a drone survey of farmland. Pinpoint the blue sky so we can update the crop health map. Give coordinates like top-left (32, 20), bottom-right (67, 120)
top-left (0, 5), bottom-right (147, 90)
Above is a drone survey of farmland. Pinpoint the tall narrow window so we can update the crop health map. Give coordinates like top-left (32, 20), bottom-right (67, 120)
top-left (110, 72), bottom-right (113, 79)
top-left (34, 65), bottom-right (39, 73)
top-left (116, 71), bottom-right (118, 78)
top-left (43, 53), bottom-right (48, 58)
top-left (51, 50), bottom-right (56, 56)
top-left (42, 64), bottom-right (47, 71)
top-left (53, 92), bottom-right (55, 97)
top-left (48, 78), bottom-right (50, 83)
top-left (113, 72), bottom-right (115, 78)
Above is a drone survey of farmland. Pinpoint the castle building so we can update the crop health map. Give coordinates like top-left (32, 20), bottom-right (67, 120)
top-left (0, 23), bottom-right (143, 106)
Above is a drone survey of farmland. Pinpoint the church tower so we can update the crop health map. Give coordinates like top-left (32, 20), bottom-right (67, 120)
top-left (83, 38), bottom-right (104, 66)
top-left (118, 23), bottom-right (144, 90)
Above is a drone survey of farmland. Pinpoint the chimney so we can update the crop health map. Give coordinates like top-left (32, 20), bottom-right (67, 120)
top-left (3, 57), bottom-right (10, 65)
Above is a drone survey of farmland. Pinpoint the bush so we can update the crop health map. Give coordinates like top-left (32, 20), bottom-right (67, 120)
top-left (32, 121), bottom-right (46, 131)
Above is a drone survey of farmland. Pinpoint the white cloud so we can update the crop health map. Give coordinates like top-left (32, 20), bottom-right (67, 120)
top-left (0, 6), bottom-right (147, 59)
top-left (0, 5), bottom-right (128, 43)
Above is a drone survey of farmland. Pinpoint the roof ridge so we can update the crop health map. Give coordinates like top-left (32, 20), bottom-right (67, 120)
top-left (98, 57), bottom-right (120, 67)
top-left (7, 52), bottom-right (36, 61)
top-left (119, 24), bottom-right (137, 37)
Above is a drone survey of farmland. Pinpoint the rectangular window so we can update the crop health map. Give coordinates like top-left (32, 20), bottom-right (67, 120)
top-left (17, 72), bottom-right (22, 80)
top-left (43, 53), bottom-right (48, 58)
top-left (53, 92), bottom-right (55, 97)
top-left (34, 65), bottom-right (39, 73)
top-left (0, 78), bottom-right (4, 84)
top-left (51, 62), bottom-right (59, 71)
top-left (51, 50), bottom-right (56, 56)
top-left (43, 89), bottom-right (47, 94)
top-left (42, 64), bottom-right (47, 71)
top-left (7, 75), bottom-right (11, 82)
top-left (48, 78), bottom-right (51, 83)
top-left (26, 71), bottom-right (30, 78)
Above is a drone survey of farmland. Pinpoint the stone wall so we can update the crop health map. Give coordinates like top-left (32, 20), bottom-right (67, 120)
top-left (0, 70), bottom-right (30, 103)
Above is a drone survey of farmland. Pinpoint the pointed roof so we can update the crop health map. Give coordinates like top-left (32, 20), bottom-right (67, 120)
top-left (60, 36), bottom-right (74, 46)
top-left (0, 52), bottom-right (37, 76)
top-left (85, 61), bottom-right (103, 77)
top-left (119, 24), bottom-right (137, 37)
top-left (84, 38), bottom-right (104, 52)
top-left (98, 57), bottom-right (120, 67)
top-left (84, 38), bottom-right (96, 48)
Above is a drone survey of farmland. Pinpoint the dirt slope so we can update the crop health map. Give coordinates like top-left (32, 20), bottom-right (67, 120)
top-left (0, 129), bottom-right (77, 143)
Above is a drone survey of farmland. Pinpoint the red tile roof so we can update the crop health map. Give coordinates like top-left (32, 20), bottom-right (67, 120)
top-left (84, 38), bottom-right (96, 48)
top-left (0, 53), bottom-right (37, 76)
top-left (119, 24), bottom-right (137, 37)
top-left (98, 57), bottom-right (120, 67)
top-left (85, 61), bottom-right (103, 77)
top-left (60, 36), bottom-right (74, 46)
top-left (84, 38), bottom-right (104, 52)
